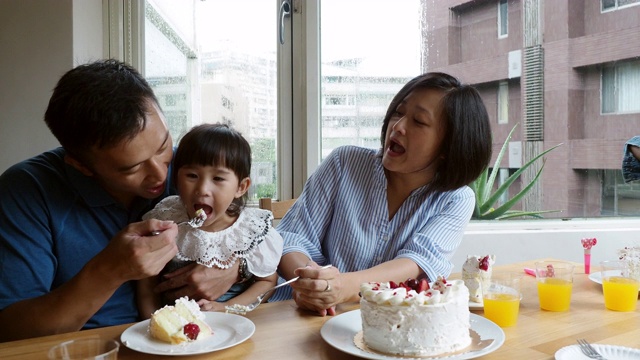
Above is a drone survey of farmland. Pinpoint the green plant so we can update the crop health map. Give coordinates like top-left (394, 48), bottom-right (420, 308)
top-left (470, 124), bottom-right (562, 220)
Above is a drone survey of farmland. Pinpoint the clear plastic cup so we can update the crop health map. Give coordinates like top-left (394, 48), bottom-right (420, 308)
top-left (534, 261), bottom-right (574, 312)
top-left (48, 338), bottom-right (119, 360)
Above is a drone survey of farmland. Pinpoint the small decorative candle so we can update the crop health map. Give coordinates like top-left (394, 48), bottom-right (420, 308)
top-left (581, 237), bottom-right (597, 274)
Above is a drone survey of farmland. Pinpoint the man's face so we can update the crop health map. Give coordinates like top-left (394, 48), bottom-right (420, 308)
top-left (81, 101), bottom-right (173, 207)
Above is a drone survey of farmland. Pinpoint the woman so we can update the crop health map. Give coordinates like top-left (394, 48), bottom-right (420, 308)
top-left (271, 72), bottom-right (492, 316)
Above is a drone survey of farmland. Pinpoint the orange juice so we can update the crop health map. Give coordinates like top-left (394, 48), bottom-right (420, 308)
top-left (602, 276), bottom-right (640, 311)
top-left (537, 278), bottom-right (572, 311)
top-left (483, 293), bottom-right (520, 327)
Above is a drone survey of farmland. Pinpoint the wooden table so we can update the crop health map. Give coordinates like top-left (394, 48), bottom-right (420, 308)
top-left (1, 259), bottom-right (639, 359)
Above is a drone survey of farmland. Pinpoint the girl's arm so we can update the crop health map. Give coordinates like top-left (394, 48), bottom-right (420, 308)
top-left (199, 273), bottom-right (278, 312)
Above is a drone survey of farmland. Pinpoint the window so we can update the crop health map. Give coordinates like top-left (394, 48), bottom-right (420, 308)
top-left (115, 1), bottom-right (640, 221)
top-left (602, 0), bottom-right (640, 12)
top-left (143, 0), bottom-right (278, 202)
top-left (498, 0), bottom-right (508, 38)
top-left (320, 0), bottom-right (421, 159)
top-left (498, 81), bottom-right (509, 124)
top-left (602, 60), bottom-right (640, 114)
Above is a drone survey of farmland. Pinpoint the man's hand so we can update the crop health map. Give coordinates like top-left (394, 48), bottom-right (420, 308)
top-left (95, 219), bottom-right (179, 286)
top-left (154, 261), bottom-right (239, 302)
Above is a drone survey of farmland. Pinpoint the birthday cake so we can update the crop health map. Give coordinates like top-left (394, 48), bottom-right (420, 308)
top-left (359, 277), bottom-right (471, 356)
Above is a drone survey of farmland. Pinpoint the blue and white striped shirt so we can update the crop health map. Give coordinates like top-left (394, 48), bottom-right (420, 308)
top-left (270, 145), bottom-right (475, 301)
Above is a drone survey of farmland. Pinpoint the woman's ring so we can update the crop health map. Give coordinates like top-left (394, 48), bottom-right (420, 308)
top-left (324, 279), bottom-right (331, 292)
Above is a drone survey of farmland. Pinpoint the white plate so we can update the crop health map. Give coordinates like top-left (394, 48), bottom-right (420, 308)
top-left (555, 344), bottom-right (640, 359)
top-left (589, 271), bottom-right (640, 292)
top-left (120, 312), bottom-right (255, 356)
top-left (320, 310), bottom-right (504, 359)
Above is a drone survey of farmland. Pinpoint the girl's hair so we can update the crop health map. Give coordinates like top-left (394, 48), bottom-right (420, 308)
top-left (173, 123), bottom-right (251, 216)
top-left (380, 72), bottom-right (492, 193)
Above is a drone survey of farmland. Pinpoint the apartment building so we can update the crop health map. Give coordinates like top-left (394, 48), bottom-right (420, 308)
top-left (424, 0), bottom-right (640, 217)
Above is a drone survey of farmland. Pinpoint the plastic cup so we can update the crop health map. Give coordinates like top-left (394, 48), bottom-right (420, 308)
top-left (482, 272), bottom-right (522, 327)
top-left (534, 261), bottom-right (574, 311)
top-left (48, 338), bottom-right (119, 360)
top-left (601, 260), bottom-right (640, 312)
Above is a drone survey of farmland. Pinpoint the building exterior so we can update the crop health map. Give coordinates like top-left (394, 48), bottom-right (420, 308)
top-left (424, 0), bottom-right (640, 217)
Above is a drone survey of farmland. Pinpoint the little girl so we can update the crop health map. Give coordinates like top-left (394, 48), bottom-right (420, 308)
top-left (138, 123), bottom-right (283, 315)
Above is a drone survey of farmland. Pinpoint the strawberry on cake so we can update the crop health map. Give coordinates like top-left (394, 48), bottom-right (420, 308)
top-left (359, 276), bottom-right (471, 357)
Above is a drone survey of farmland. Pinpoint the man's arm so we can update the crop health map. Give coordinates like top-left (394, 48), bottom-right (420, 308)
top-left (0, 220), bottom-right (177, 341)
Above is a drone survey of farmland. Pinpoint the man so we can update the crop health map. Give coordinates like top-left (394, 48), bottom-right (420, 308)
top-left (0, 59), bottom-right (237, 341)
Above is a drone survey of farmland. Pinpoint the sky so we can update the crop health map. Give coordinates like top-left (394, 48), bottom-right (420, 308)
top-left (148, 0), bottom-right (421, 76)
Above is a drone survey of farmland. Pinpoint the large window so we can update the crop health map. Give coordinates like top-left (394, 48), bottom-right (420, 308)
top-left (127, 0), bottom-right (640, 220)
top-left (144, 0), bottom-right (278, 202)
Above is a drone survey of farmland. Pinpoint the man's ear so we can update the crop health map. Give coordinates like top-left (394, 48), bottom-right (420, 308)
top-left (235, 177), bottom-right (251, 198)
top-left (64, 154), bottom-right (94, 176)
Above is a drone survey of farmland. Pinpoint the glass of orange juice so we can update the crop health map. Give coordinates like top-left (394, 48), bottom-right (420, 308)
top-left (534, 261), bottom-right (574, 311)
top-left (482, 272), bottom-right (522, 327)
top-left (600, 260), bottom-right (640, 312)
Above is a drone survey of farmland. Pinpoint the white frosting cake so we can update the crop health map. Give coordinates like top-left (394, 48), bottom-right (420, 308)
top-left (462, 255), bottom-right (495, 303)
top-left (149, 297), bottom-right (213, 344)
top-left (359, 277), bottom-right (471, 357)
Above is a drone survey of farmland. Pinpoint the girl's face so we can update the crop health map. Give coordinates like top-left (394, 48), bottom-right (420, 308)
top-left (176, 164), bottom-right (250, 231)
top-left (382, 88), bottom-right (446, 181)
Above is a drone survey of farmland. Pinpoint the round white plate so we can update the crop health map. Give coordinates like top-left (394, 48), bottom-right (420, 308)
top-left (589, 271), bottom-right (640, 292)
top-left (320, 310), bottom-right (504, 360)
top-left (556, 344), bottom-right (640, 359)
top-left (121, 312), bottom-right (255, 356)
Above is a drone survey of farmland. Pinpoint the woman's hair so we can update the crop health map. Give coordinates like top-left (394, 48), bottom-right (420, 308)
top-left (44, 59), bottom-right (160, 165)
top-left (173, 123), bottom-right (251, 216)
top-left (380, 72), bottom-right (492, 193)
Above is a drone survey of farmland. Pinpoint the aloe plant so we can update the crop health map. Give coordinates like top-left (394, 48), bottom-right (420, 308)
top-left (470, 124), bottom-right (562, 220)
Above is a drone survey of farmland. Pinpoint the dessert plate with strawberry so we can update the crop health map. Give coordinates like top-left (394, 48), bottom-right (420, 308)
top-left (121, 312), bottom-right (255, 356)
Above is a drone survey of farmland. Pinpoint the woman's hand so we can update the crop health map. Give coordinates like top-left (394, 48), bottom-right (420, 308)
top-left (290, 262), bottom-right (342, 316)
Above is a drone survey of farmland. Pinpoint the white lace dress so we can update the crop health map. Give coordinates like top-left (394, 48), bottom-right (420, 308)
top-left (142, 196), bottom-right (283, 278)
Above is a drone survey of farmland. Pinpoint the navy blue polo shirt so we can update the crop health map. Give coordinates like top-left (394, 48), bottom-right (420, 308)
top-left (0, 147), bottom-right (173, 329)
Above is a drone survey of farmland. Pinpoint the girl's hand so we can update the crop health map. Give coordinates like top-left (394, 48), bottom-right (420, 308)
top-left (290, 263), bottom-right (341, 316)
top-left (197, 299), bottom-right (226, 312)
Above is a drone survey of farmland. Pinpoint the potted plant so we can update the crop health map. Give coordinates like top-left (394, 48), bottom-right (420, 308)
top-left (470, 124), bottom-right (562, 220)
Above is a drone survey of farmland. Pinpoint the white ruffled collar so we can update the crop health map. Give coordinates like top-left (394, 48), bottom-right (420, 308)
top-left (143, 196), bottom-right (274, 268)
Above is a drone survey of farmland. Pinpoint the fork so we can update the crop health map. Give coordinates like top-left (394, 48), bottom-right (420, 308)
top-left (150, 211), bottom-right (207, 235)
top-left (577, 339), bottom-right (608, 360)
top-left (225, 264), bottom-right (333, 315)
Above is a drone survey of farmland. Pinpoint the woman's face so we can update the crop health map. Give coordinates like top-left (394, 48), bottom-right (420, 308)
top-left (382, 88), bottom-right (446, 180)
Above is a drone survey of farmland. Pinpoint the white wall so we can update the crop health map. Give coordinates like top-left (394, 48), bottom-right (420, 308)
top-left (0, 0), bottom-right (103, 173)
top-left (453, 218), bottom-right (640, 272)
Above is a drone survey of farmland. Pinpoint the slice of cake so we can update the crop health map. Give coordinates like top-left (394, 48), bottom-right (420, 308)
top-left (359, 277), bottom-right (471, 357)
top-left (149, 297), bottom-right (213, 344)
top-left (462, 254), bottom-right (495, 303)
